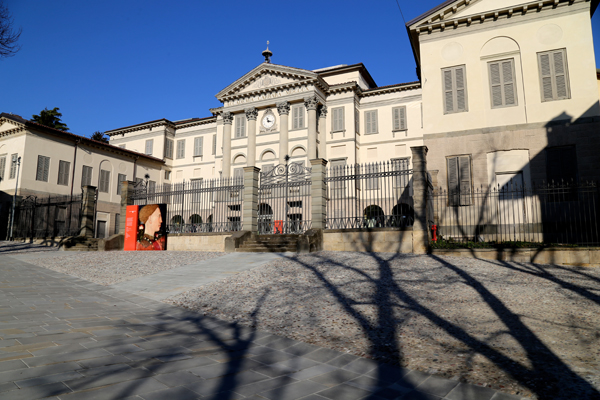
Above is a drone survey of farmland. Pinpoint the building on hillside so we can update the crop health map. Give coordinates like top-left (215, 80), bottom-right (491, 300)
top-left (0, 113), bottom-right (164, 238)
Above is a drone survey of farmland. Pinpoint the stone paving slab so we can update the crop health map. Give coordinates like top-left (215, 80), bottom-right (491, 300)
top-left (0, 254), bottom-right (526, 399)
top-left (109, 252), bottom-right (284, 300)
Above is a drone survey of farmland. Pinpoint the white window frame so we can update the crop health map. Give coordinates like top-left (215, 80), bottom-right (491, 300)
top-left (442, 65), bottom-right (468, 114)
top-left (392, 106), bottom-right (407, 131)
top-left (488, 58), bottom-right (517, 109)
top-left (176, 139), bottom-right (185, 159)
top-left (538, 48), bottom-right (570, 102)
top-left (364, 110), bottom-right (378, 135)
top-left (332, 107), bottom-right (344, 132)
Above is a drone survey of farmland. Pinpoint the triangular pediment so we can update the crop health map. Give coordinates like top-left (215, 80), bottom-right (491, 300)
top-left (0, 114), bottom-right (26, 135)
top-left (216, 63), bottom-right (321, 101)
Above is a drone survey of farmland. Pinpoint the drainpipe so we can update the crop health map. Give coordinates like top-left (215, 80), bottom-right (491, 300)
top-left (70, 139), bottom-right (80, 199)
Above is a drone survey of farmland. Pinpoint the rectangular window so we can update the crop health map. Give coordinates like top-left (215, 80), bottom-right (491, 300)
top-left (546, 146), bottom-right (578, 183)
top-left (332, 107), bottom-right (344, 132)
top-left (364, 110), bottom-right (378, 134)
top-left (442, 65), bottom-right (468, 114)
top-left (0, 156), bottom-right (6, 181)
top-left (176, 139), bottom-right (185, 159)
top-left (145, 139), bottom-right (153, 155)
top-left (235, 115), bottom-right (246, 138)
top-left (538, 49), bottom-right (570, 101)
top-left (392, 106), bottom-right (407, 131)
top-left (99, 169), bottom-right (110, 193)
top-left (191, 178), bottom-right (203, 203)
top-left (212, 134), bottom-right (217, 155)
top-left (9, 154), bottom-right (17, 179)
top-left (447, 155), bottom-right (472, 206)
top-left (116, 173), bottom-right (127, 195)
top-left (489, 59), bottom-right (517, 108)
top-left (366, 163), bottom-right (379, 190)
top-left (36, 155), bottom-right (50, 182)
top-left (164, 170), bottom-right (171, 180)
top-left (355, 109), bottom-right (359, 133)
top-left (194, 136), bottom-right (203, 157)
top-left (115, 214), bottom-right (120, 235)
top-left (148, 180), bottom-right (156, 200)
top-left (165, 138), bottom-right (173, 159)
top-left (57, 160), bottom-right (70, 186)
top-left (392, 158), bottom-right (410, 188)
top-left (330, 159), bottom-right (347, 195)
top-left (81, 165), bottom-right (92, 187)
top-left (292, 105), bottom-right (305, 129)
top-left (234, 167), bottom-right (244, 181)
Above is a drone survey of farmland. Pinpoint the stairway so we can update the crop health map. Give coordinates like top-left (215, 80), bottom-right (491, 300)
top-left (60, 237), bottom-right (99, 251)
top-left (236, 234), bottom-right (299, 253)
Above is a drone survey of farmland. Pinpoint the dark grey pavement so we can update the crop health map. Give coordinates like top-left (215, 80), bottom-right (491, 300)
top-left (0, 254), bottom-right (526, 400)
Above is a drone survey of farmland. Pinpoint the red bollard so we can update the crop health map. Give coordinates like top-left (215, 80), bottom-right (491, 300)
top-left (432, 224), bottom-right (438, 242)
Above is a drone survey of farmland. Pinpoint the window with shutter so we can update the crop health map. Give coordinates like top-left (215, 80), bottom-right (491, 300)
top-left (366, 163), bottom-right (379, 190)
top-left (212, 134), bottom-right (217, 155)
top-left (57, 160), bottom-right (70, 186)
top-left (116, 174), bottom-right (127, 195)
top-left (194, 137), bottom-right (203, 157)
top-left (0, 156), bottom-right (5, 180)
top-left (365, 110), bottom-right (378, 134)
top-left (81, 165), bottom-right (92, 187)
top-left (355, 109), bottom-right (359, 133)
top-left (447, 155), bottom-right (471, 206)
top-left (99, 170), bottom-right (110, 193)
top-left (330, 159), bottom-right (347, 195)
top-left (538, 49), bottom-right (570, 101)
top-left (176, 139), bottom-right (185, 159)
top-left (165, 139), bottom-right (173, 159)
top-left (488, 59), bottom-right (517, 108)
top-left (331, 107), bottom-right (344, 132)
top-left (292, 105), bottom-right (304, 129)
top-left (235, 115), bottom-right (246, 138)
top-left (234, 167), bottom-right (244, 182)
top-left (392, 158), bottom-right (410, 188)
top-left (145, 139), bottom-right (153, 155)
top-left (9, 154), bottom-right (17, 179)
top-left (442, 65), bottom-right (468, 114)
top-left (392, 106), bottom-right (407, 131)
top-left (36, 155), bottom-right (50, 182)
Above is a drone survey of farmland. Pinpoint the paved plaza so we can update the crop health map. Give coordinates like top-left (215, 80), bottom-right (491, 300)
top-left (0, 249), bottom-right (525, 400)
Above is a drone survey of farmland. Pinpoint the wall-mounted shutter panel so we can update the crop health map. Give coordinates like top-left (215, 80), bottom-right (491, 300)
top-left (194, 137), bottom-right (203, 157)
top-left (355, 109), bottom-right (359, 133)
top-left (455, 67), bottom-right (466, 111)
top-left (177, 140), bottom-right (185, 159)
top-left (81, 166), bottom-right (92, 187)
top-left (212, 135), bottom-right (217, 155)
top-left (539, 53), bottom-right (553, 101)
top-left (165, 139), bottom-right (173, 159)
top-left (9, 154), bottom-right (17, 179)
top-left (234, 167), bottom-right (244, 182)
top-left (393, 108), bottom-right (400, 130)
top-left (490, 62), bottom-right (503, 107)
top-left (553, 50), bottom-right (567, 98)
top-left (236, 116), bottom-right (246, 137)
top-left (36, 156), bottom-right (50, 182)
top-left (293, 106), bottom-right (304, 129)
top-left (443, 70), bottom-right (454, 113)
top-left (447, 157), bottom-right (459, 206)
top-left (0, 157), bottom-right (5, 180)
top-left (458, 156), bottom-right (471, 205)
top-left (393, 107), bottom-right (407, 130)
top-left (502, 60), bottom-right (515, 105)
top-left (117, 174), bottom-right (126, 195)
top-left (539, 49), bottom-right (569, 101)
top-left (99, 170), bottom-right (110, 193)
top-left (145, 139), bottom-right (153, 155)
top-left (58, 160), bottom-right (70, 186)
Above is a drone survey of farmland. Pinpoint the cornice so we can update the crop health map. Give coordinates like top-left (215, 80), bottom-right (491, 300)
top-left (361, 82), bottom-right (421, 97)
top-left (175, 117), bottom-right (216, 130)
top-left (106, 119), bottom-right (175, 137)
top-left (0, 117), bottom-right (27, 137)
top-left (410, 0), bottom-right (588, 37)
top-left (327, 82), bottom-right (362, 96)
top-left (219, 78), bottom-right (329, 104)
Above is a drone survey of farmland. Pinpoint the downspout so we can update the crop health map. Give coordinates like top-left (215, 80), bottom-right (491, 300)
top-left (70, 139), bottom-right (80, 198)
top-left (133, 156), bottom-right (139, 181)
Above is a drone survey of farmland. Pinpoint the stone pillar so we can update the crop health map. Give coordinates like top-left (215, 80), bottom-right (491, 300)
top-left (119, 180), bottom-right (135, 235)
top-left (222, 112), bottom-right (234, 178)
top-left (317, 105), bottom-right (327, 160)
top-left (310, 158), bottom-right (328, 230)
top-left (305, 96), bottom-right (319, 160)
top-left (411, 146), bottom-right (430, 254)
top-left (245, 107), bottom-right (258, 167)
top-left (277, 101), bottom-right (290, 164)
top-left (80, 185), bottom-right (97, 238)
top-left (242, 166), bottom-right (260, 233)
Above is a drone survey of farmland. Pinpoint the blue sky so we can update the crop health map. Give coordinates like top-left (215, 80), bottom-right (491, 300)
top-left (1, 0), bottom-right (599, 137)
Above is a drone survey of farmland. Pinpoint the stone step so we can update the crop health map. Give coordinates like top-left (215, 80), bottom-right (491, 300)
top-left (240, 244), bottom-right (297, 250)
top-left (236, 246), bottom-right (297, 253)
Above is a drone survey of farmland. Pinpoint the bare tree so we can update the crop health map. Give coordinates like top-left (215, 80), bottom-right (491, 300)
top-left (0, 1), bottom-right (21, 58)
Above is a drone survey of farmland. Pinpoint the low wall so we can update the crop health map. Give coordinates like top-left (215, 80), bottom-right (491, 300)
top-left (323, 228), bottom-right (413, 253)
top-left (166, 232), bottom-right (231, 252)
top-left (432, 247), bottom-right (600, 267)
top-left (12, 237), bottom-right (65, 247)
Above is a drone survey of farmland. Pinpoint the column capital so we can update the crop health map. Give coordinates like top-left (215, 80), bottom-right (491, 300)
top-left (304, 95), bottom-right (319, 111)
top-left (317, 104), bottom-right (327, 119)
top-left (245, 107), bottom-right (258, 121)
top-left (222, 112), bottom-right (234, 125)
top-left (276, 101), bottom-right (291, 115)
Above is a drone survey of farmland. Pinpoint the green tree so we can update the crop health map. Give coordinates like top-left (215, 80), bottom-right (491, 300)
top-left (0, 1), bottom-right (21, 59)
top-left (90, 131), bottom-right (108, 143)
top-left (31, 107), bottom-right (69, 131)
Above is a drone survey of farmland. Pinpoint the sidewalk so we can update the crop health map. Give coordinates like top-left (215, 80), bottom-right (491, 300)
top-left (0, 254), bottom-right (524, 400)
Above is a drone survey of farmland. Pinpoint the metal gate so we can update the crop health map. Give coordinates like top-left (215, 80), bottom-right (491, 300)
top-left (258, 161), bottom-right (312, 234)
top-left (12, 194), bottom-right (83, 239)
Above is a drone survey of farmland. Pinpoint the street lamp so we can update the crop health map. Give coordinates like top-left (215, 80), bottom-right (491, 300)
top-left (8, 155), bottom-right (21, 240)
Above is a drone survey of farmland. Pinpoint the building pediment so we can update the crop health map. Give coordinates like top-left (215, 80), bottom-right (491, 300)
top-left (0, 114), bottom-right (27, 136)
top-left (215, 63), bottom-right (328, 103)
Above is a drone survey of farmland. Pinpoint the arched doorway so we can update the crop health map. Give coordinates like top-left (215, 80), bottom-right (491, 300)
top-left (363, 205), bottom-right (384, 228)
top-left (391, 203), bottom-right (414, 228)
top-left (258, 203), bottom-right (273, 234)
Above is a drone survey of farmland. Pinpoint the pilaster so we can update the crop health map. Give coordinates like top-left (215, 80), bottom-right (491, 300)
top-left (242, 166), bottom-right (260, 233)
top-left (222, 112), bottom-right (234, 178)
top-left (317, 105), bottom-right (327, 160)
top-left (245, 107), bottom-right (258, 167)
top-left (411, 146), bottom-right (430, 254)
top-left (310, 158), bottom-right (328, 230)
top-left (277, 101), bottom-right (290, 164)
top-left (305, 96), bottom-right (319, 161)
top-left (80, 185), bottom-right (97, 238)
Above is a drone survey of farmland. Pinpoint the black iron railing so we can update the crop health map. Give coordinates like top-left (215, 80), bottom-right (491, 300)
top-left (12, 194), bottom-right (83, 239)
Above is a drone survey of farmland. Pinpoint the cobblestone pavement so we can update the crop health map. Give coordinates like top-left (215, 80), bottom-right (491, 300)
top-left (0, 254), bottom-right (524, 400)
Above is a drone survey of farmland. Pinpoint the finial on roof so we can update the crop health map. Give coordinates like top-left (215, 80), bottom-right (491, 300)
top-left (262, 41), bottom-right (272, 63)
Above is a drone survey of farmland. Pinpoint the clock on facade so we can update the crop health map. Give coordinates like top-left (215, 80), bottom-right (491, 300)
top-left (262, 113), bottom-right (275, 129)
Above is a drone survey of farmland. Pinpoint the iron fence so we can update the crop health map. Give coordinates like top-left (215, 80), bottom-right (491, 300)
top-left (325, 160), bottom-right (413, 229)
top-left (258, 162), bottom-right (312, 234)
top-left (131, 177), bottom-right (244, 233)
top-left (12, 194), bottom-right (83, 239)
top-left (432, 181), bottom-right (600, 246)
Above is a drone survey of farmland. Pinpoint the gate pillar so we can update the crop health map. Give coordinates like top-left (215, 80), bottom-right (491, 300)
top-left (310, 158), bottom-right (327, 230)
top-left (242, 166), bottom-right (260, 233)
top-left (119, 181), bottom-right (136, 235)
top-left (80, 185), bottom-right (97, 238)
top-left (411, 146), bottom-right (430, 254)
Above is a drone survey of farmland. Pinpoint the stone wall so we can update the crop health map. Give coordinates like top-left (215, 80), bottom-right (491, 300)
top-left (166, 232), bottom-right (231, 252)
top-left (323, 228), bottom-right (413, 253)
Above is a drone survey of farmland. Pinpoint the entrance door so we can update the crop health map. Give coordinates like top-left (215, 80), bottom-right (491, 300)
top-left (96, 220), bottom-right (107, 239)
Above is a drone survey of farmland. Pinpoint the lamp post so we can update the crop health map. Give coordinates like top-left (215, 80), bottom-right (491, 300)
top-left (284, 154), bottom-right (289, 234)
top-left (8, 155), bottom-right (21, 240)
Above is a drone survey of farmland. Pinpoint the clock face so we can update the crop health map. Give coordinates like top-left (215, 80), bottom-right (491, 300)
top-left (262, 114), bottom-right (275, 129)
